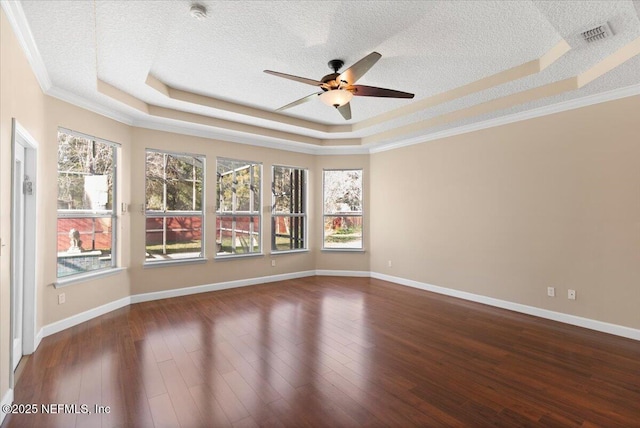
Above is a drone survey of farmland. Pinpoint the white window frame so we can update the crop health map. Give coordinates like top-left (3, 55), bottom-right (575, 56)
top-left (271, 165), bottom-right (308, 253)
top-left (322, 168), bottom-right (364, 251)
top-left (216, 157), bottom-right (262, 258)
top-left (56, 128), bottom-right (119, 279)
top-left (144, 149), bottom-right (206, 264)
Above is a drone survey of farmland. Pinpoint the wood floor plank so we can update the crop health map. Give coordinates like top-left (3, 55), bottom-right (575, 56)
top-left (133, 340), bottom-right (167, 399)
top-left (188, 383), bottom-right (232, 427)
top-left (205, 367), bottom-right (251, 422)
top-left (147, 393), bottom-right (180, 428)
top-left (6, 276), bottom-right (640, 427)
top-left (157, 359), bottom-right (206, 427)
top-left (220, 353), bottom-right (283, 405)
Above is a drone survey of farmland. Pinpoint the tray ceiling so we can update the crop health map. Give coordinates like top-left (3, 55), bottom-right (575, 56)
top-left (6, 0), bottom-right (640, 153)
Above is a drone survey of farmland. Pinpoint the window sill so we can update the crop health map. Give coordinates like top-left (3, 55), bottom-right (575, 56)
top-left (271, 249), bottom-right (309, 255)
top-left (54, 267), bottom-right (126, 288)
top-left (144, 258), bottom-right (207, 269)
top-left (321, 248), bottom-right (366, 253)
top-left (214, 253), bottom-right (264, 261)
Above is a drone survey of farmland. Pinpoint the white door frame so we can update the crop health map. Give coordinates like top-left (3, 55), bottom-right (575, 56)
top-left (12, 139), bottom-right (25, 372)
top-left (10, 118), bottom-right (38, 386)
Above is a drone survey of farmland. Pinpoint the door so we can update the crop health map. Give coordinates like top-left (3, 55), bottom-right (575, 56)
top-left (12, 145), bottom-right (26, 371)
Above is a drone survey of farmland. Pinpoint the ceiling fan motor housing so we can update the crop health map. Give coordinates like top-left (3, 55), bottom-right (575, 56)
top-left (321, 73), bottom-right (341, 89)
top-left (328, 59), bottom-right (344, 73)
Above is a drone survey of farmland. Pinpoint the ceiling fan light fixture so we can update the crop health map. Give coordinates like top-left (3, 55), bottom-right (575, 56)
top-left (319, 89), bottom-right (353, 108)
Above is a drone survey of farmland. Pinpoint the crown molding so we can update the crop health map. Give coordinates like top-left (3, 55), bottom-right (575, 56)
top-left (132, 117), bottom-right (369, 155)
top-left (133, 117), bottom-right (319, 154)
top-left (368, 83), bottom-right (640, 154)
top-left (47, 86), bottom-right (134, 126)
top-left (146, 74), bottom-right (350, 133)
top-left (1, 0), bottom-right (51, 91)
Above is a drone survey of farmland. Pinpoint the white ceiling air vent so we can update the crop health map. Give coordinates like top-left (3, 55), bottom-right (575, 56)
top-left (581, 22), bottom-right (613, 43)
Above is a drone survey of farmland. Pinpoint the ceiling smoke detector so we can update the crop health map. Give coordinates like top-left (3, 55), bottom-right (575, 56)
top-left (190, 3), bottom-right (208, 20)
top-left (581, 22), bottom-right (613, 43)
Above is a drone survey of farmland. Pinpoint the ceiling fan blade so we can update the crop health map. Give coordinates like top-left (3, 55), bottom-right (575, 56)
top-left (348, 85), bottom-right (414, 99)
top-left (338, 52), bottom-right (381, 85)
top-left (276, 92), bottom-right (322, 111)
top-left (337, 103), bottom-right (352, 120)
top-left (264, 70), bottom-right (323, 86)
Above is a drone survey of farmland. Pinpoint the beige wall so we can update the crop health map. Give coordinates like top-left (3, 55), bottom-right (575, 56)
top-left (0, 7), bottom-right (46, 404)
top-left (370, 95), bottom-right (640, 329)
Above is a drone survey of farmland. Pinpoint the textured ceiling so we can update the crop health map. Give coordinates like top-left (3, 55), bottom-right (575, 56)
top-left (10, 0), bottom-right (640, 152)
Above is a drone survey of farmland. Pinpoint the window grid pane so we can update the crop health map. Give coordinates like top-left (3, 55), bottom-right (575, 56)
top-left (145, 215), bottom-right (203, 261)
top-left (216, 215), bottom-right (260, 255)
top-left (56, 216), bottom-right (115, 277)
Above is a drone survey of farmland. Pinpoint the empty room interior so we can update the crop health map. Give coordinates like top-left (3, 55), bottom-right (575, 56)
top-left (1, 0), bottom-right (639, 426)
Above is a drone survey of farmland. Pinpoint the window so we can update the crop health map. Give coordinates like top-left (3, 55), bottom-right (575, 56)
top-left (57, 129), bottom-right (118, 278)
top-left (272, 165), bottom-right (307, 252)
top-left (145, 150), bottom-right (205, 263)
top-left (323, 169), bottom-right (363, 250)
top-left (216, 158), bottom-right (262, 256)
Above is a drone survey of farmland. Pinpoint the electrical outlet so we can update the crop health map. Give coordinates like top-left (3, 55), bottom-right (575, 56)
top-left (547, 287), bottom-right (555, 297)
top-left (568, 289), bottom-right (576, 300)
top-left (271, 260), bottom-right (276, 267)
top-left (58, 293), bottom-right (66, 305)
top-left (388, 260), bottom-right (392, 267)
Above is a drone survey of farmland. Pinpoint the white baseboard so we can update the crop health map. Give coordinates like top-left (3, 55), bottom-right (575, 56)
top-left (41, 296), bottom-right (132, 338)
top-left (37, 270), bottom-right (639, 344)
top-left (371, 272), bottom-right (640, 341)
top-left (40, 271), bottom-right (319, 341)
top-left (130, 270), bottom-right (316, 304)
top-left (315, 270), bottom-right (370, 277)
top-left (1, 388), bottom-right (14, 425)
top-left (34, 328), bottom-right (43, 352)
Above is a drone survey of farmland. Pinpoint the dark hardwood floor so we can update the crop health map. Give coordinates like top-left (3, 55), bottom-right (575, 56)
top-left (3, 276), bottom-right (640, 427)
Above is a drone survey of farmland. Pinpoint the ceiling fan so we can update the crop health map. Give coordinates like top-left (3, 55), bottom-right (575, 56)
top-left (264, 52), bottom-right (414, 120)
